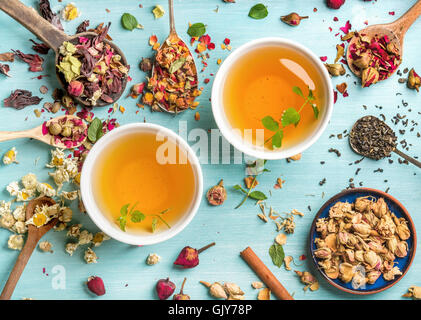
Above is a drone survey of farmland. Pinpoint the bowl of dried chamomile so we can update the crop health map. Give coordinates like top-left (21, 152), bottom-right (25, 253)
top-left (309, 188), bottom-right (416, 295)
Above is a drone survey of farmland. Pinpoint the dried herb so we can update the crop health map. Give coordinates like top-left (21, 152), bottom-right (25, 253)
top-left (121, 13), bottom-right (142, 31)
top-left (39, 0), bottom-right (63, 31)
top-left (263, 86), bottom-right (319, 149)
top-left (173, 242), bottom-right (215, 269)
top-left (12, 50), bottom-right (44, 72)
top-left (269, 243), bottom-right (285, 268)
top-left (44, 116), bottom-right (87, 148)
top-left (117, 203), bottom-right (170, 232)
top-left (0, 63), bottom-right (10, 77)
top-left (187, 23), bottom-right (206, 37)
top-left (87, 117), bottom-right (103, 143)
top-left (349, 115), bottom-right (397, 160)
top-left (4, 89), bottom-right (42, 110)
top-left (76, 20), bottom-right (90, 34)
top-left (248, 4), bottom-right (268, 19)
top-left (206, 180), bottom-right (227, 206)
top-left (0, 52), bottom-right (14, 62)
top-left (30, 39), bottom-right (50, 54)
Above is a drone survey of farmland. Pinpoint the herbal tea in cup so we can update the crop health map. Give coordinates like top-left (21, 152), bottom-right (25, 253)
top-left (92, 130), bottom-right (197, 234)
top-left (212, 38), bottom-right (333, 160)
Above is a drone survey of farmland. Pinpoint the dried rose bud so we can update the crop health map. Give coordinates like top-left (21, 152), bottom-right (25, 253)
top-left (223, 0), bottom-right (235, 3)
top-left (140, 57), bottom-right (153, 72)
top-left (326, 0), bottom-right (345, 9)
top-left (131, 82), bottom-right (145, 96)
top-left (407, 68), bottom-right (420, 92)
top-left (156, 278), bottom-right (176, 300)
top-left (87, 276), bottom-right (106, 296)
top-left (386, 42), bottom-right (400, 56)
top-left (361, 67), bottom-right (379, 88)
top-left (206, 180), bottom-right (227, 206)
top-left (48, 122), bottom-right (62, 136)
top-left (314, 247), bottom-right (332, 259)
top-left (173, 242), bottom-right (215, 269)
top-left (325, 63), bottom-right (346, 77)
top-left (366, 270), bottom-right (381, 284)
top-left (353, 52), bottom-right (371, 70)
top-left (173, 278), bottom-right (190, 300)
top-left (295, 270), bottom-right (317, 285)
top-left (281, 12), bottom-right (308, 26)
top-left (68, 80), bottom-right (84, 97)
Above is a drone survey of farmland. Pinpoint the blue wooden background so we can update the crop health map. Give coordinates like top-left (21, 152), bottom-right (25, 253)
top-left (0, 0), bottom-right (420, 300)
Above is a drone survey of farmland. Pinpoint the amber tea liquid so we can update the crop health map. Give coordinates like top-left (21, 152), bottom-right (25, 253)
top-left (93, 132), bottom-right (196, 233)
top-left (223, 46), bottom-right (325, 149)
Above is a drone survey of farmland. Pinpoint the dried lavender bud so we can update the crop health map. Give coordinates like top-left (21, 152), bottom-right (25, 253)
top-left (4, 90), bottom-right (42, 110)
top-left (281, 12), bottom-right (308, 26)
top-left (206, 180), bottom-right (227, 206)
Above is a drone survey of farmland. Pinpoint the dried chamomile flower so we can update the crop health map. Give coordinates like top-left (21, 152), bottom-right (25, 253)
top-left (49, 167), bottom-right (70, 190)
top-left (26, 207), bottom-right (50, 228)
top-left (36, 182), bottom-right (56, 197)
top-left (67, 223), bottom-right (82, 238)
top-left (8, 234), bottom-right (24, 250)
top-left (60, 190), bottom-right (78, 201)
top-left (16, 189), bottom-right (34, 202)
top-left (21, 173), bottom-right (37, 190)
top-left (62, 3), bottom-right (80, 21)
top-left (0, 212), bottom-right (16, 229)
top-left (0, 200), bottom-right (12, 216)
top-left (78, 230), bottom-right (93, 245)
top-left (403, 286), bottom-right (421, 300)
top-left (2, 147), bottom-right (18, 165)
top-left (92, 232), bottom-right (110, 247)
top-left (65, 242), bottom-right (79, 256)
top-left (13, 221), bottom-right (27, 234)
top-left (257, 288), bottom-right (271, 300)
top-left (146, 253), bottom-right (161, 265)
top-left (6, 181), bottom-right (20, 197)
top-left (46, 148), bottom-right (65, 168)
top-left (59, 207), bottom-right (72, 223)
top-left (39, 241), bottom-right (53, 253)
top-left (84, 248), bottom-right (98, 264)
top-left (251, 281), bottom-right (263, 289)
top-left (54, 222), bottom-right (67, 231)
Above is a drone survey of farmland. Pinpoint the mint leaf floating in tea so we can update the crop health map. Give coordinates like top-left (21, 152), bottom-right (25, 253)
top-left (174, 242), bottom-right (215, 269)
top-left (262, 86), bottom-right (319, 149)
top-left (117, 203), bottom-right (171, 232)
top-left (269, 243), bottom-right (285, 268)
top-left (121, 13), bottom-right (142, 31)
top-left (249, 4), bottom-right (268, 20)
top-left (187, 23), bottom-right (206, 37)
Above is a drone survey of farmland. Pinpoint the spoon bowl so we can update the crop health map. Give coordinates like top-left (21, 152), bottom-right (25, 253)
top-left (0, 0), bottom-right (128, 107)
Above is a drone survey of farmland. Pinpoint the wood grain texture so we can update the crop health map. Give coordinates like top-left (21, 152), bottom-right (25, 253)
top-left (0, 0), bottom-right (420, 300)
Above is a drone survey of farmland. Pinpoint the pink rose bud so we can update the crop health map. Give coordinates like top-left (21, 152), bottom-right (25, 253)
top-left (131, 82), bottom-right (145, 96)
top-left (87, 276), bottom-right (106, 296)
top-left (173, 242), bottom-right (215, 269)
top-left (68, 80), bottom-right (84, 97)
top-left (156, 278), bottom-right (176, 300)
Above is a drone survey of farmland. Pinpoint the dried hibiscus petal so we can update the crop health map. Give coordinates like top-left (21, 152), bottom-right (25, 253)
top-left (173, 242), bottom-right (215, 269)
top-left (12, 50), bottom-right (44, 72)
top-left (30, 40), bottom-right (50, 54)
top-left (39, 0), bottom-right (63, 31)
top-left (4, 89), bottom-right (42, 110)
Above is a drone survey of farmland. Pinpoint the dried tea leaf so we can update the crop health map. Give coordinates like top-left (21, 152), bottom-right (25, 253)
top-left (269, 243), bottom-right (285, 268)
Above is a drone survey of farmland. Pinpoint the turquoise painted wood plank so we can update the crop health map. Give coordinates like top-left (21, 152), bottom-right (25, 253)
top-left (0, 0), bottom-right (420, 300)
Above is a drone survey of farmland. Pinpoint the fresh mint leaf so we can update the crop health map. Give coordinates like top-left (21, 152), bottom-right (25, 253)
top-left (117, 216), bottom-right (127, 231)
top-left (121, 13), bottom-right (140, 31)
top-left (248, 4), bottom-right (268, 19)
top-left (312, 104), bottom-right (319, 119)
top-left (292, 86), bottom-right (304, 98)
top-left (281, 108), bottom-right (301, 127)
top-left (131, 210), bottom-right (145, 223)
top-left (269, 243), bottom-right (285, 268)
top-left (187, 23), bottom-right (206, 37)
top-left (120, 203), bottom-right (130, 216)
top-left (88, 118), bottom-right (102, 143)
top-left (271, 130), bottom-right (283, 148)
top-left (262, 116), bottom-right (279, 132)
top-left (151, 217), bottom-right (158, 233)
top-left (308, 88), bottom-right (315, 101)
top-left (233, 184), bottom-right (247, 193)
top-left (249, 190), bottom-right (267, 200)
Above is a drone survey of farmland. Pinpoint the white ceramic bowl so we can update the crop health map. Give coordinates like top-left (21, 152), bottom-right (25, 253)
top-left (80, 123), bottom-right (203, 246)
top-left (211, 37), bottom-right (334, 160)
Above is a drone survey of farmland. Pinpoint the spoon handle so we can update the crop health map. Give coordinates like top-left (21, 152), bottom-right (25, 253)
top-left (0, 129), bottom-right (36, 142)
top-left (390, 0), bottom-right (421, 42)
top-left (168, 0), bottom-right (176, 34)
top-left (0, 235), bottom-right (39, 300)
top-left (394, 148), bottom-right (421, 169)
top-left (0, 0), bottom-right (69, 51)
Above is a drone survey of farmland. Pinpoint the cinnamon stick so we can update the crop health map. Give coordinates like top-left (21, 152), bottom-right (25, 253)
top-left (240, 246), bottom-right (294, 300)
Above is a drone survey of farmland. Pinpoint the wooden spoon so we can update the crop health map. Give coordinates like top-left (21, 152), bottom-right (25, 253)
top-left (346, 0), bottom-right (421, 78)
top-left (0, 115), bottom-right (87, 149)
top-left (151, 0), bottom-right (198, 114)
top-left (349, 116), bottom-right (421, 169)
top-left (0, 0), bottom-right (128, 107)
top-left (0, 197), bottom-right (57, 300)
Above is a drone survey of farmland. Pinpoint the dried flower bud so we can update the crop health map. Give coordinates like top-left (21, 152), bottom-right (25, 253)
top-left (326, 0), bottom-right (345, 9)
top-left (51, 101), bottom-right (61, 113)
top-left (173, 242), bottom-right (215, 269)
top-left (353, 52), bottom-right (371, 70)
top-left (87, 276), bottom-right (106, 296)
top-left (48, 123), bottom-right (62, 136)
top-left (403, 286), bottom-right (421, 300)
top-left (173, 278), bottom-right (190, 300)
top-left (366, 270), bottom-right (381, 284)
top-left (140, 57), bottom-right (153, 72)
top-left (156, 278), bottom-right (176, 300)
top-left (224, 282), bottom-right (244, 296)
top-left (131, 83), bottom-right (145, 96)
top-left (386, 42), bottom-right (400, 56)
top-left (281, 12), bottom-right (308, 26)
top-left (223, 0), bottom-right (236, 2)
top-left (395, 241), bottom-right (408, 258)
top-left (325, 63), bottom-right (346, 77)
top-left (61, 126), bottom-right (72, 137)
top-left (361, 67), bottom-right (379, 88)
top-left (200, 281), bottom-right (228, 299)
top-left (407, 68), bottom-right (420, 92)
top-left (314, 247), bottom-right (332, 259)
top-left (68, 80), bottom-right (84, 97)
top-left (61, 95), bottom-right (74, 109)
top-left (284, 256), bottom-right (293, 271)
top-left (206, 180), bottom-right (227, 206)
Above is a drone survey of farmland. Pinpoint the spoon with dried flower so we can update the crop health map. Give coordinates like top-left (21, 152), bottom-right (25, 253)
top-left (0, 115), bottom-right (87, 149)
top-left (349, 115), bottom-right (421, 168)
top-left (149, 0), bottom-right (199, 113)
top-left (0, 0), bottom-right (129, 106)
top-left (0, 197), bottom-right (57, 300)
top-left (346, 0), bottom-right (421, 87)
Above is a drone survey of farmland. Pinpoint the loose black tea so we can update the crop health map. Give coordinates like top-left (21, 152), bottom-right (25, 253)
top-left (349, 115), bottom-right (397, 160)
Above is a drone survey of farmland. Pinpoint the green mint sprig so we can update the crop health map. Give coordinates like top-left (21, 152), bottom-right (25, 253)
top-left (262, 86), bottom-right (319, 149)
top-left (117, 203), bottom-right (171, 233)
